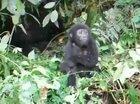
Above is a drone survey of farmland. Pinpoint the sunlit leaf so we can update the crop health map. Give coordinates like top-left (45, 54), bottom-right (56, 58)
top-left (27, 0), bottom-right (41, 5)
top-left (44, 2), bottom-right (55, 9)
top-left (7, 0), bottom-right (17, 14)
top-left (19, 81), bottom-right (38, 104)
top-left (18, 24), bottom-right (27, 34)
top-left (129, 50), bottom-right (140, 62)
top-left (113, 62), bottom-right (123, 81)
top-left (50, 56), bottom-right (61, 62)
top-left (2, 84), bottom-right (13, 93)
top-left (79, 89), bottom-right (85, 104)
top-left (32, 66), bottom-right (47, 76)
top-left (12, 15), bottom-right (20, 25)
top-left (42, 14), bottom-right (50, 27)
top-left (1, 0), bottom-right (8, 10)
top-left (128, 86), bottom-right (140, 104)
top-left (21, 61), bottom-right (29, 66)
top-left (136, 44), bottom-right (140, 55)
top-left (28, 50), bottom-right (35, 60)
top-left (7, 0), bottom-right (25, 15)
top-left (52, 80), bottom-right (60, 90)
top-left (1, 35), bottom-right (10, 44)
top-left (99, 80), bottom-right (108, 90)
top-left (0, 43), bottom-right (7, 51)
top-left (16, 0), bottom-right (25, 15)
top-left (13, 47), bottom-right (22, 53)
top-left (50, 10), bottom-right (58, 23)
top-left (54, 21), bottom-right (59, 28)
top-left (33, 76), bottom-right (51, 89)
top-left (13, 70), bottom-right (19, 76)
top-left (100, 45), bottom-right (109, 51)
top-left (119, 64), bottom-right (139, 84)
top-left (59, 6), bottom-right (65, 17)
top-left (64, 94), bottom-right (76, 103)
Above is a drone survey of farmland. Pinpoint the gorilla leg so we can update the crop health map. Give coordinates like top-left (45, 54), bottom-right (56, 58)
top-left (60, 61), bottom-right (77, 86)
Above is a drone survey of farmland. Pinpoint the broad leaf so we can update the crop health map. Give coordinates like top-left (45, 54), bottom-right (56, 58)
top-left (42, 14), bottom-right (50, 27)
top-left (28, 50), bottom-right (35, 60)
top-left (7, 0), bottom-right (17, 14)
top-left (44, 2), bottom-right (55, 9)
top-left (52, 80), bottom-right (60, 90)
top-left (12, 15), bottom-right (20, 25)
top-left (1, 35), bottom-right (10, 44)
top-left (7, 0), bottom-right (25, 15)
top-left (64, 94), bottom-right (76, 104)
top-left (32, 66), bottom-right (47, 76)
top-left (27, 0), bottom-right (41, 5)
top-left (59, 6), bottom-right (65, 17)
top-left (0, 43), bottom-right (7, 51)
top-left (13, 47), bottom-right (22, 53)
top-left (50, 10), bottom-right (58, 23)
top-left (1, 0), bottom-right (8, 10)
top-left (129, 50), bottom-right (140, 62)
top-left (119, 64), bottom-right (139, 84)
top-left (16, 0), bottom-right (25, 15)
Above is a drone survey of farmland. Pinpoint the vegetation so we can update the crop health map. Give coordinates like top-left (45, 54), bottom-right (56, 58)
top-left (0, 0), bottom-right (140, 104)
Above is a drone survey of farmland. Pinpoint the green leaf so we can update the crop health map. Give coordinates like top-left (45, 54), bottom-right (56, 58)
top-left (128, 86), bottom-right (140, 104)
top-left (28, 50), bottom-right (35, 60)
top-left (42, 14), bottom-right (50, 27)
top-left (52, 80), bottom-right (60, 90)
top-left (50, 57), bottom-right (61, 62)
top-left (59, 6), bottom-right (65, 17)
top-left (21, 61), bottom-right (29, 66)
top-left (13, 47), bottom-right (22, 53)
top-left (129, 50), bottom-right (140, 62)
top-left (32, 66), bottom-right (47, 76)
top-left (79, 89), bottom-right (85, 104)
top-left (44, 2), bottom-right (55, 9)
top-left (118, 64), bottom-right (139, 84)
top-left (0, 43), bottom-right (7, 51)
top-left (2, 83), bottom-right (13, 93)
top-left (7, 0), bottom-right (17, 14)
top-left (7, 0), bottom-right (25, 15)
top-left (1, 35), bottom-right (10, 44)
top-left (113, 62), bottom-right (123, 81)
top-left (18, 24), bottom-right (27, 34)
top-left (19, 81), bottom-right (38, 104)
top-left (27, 0), bottom-right (41, 5)
top-left (16, 0), bottom-right (25, 15)
top-left (64, 94), bottom-right (76, 103)
top-left (100, 45), bottom-right (109, 51)
top-left (12, 15), bottom-right (20, 25)
top-left (33, 76), bottom-right (51, 89)
top-left (136, 44), bottom-right (140, 55)
top-left (1, 0), bottom-right (8, 10)
top-left (50, 10), bottom-right (58, 23)
top-left (99, 80), bottom-right (108, 90)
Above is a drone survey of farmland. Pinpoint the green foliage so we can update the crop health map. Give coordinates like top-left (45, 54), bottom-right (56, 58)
top-left (128, 86), bottom-right (140, 104)
top-left (0, 0), bottom-right (140, 104)
top-left (115, 0), bottom-right (138, 6)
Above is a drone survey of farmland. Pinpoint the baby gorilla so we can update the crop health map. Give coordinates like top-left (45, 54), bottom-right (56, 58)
top-left (60, 24), bottom-right (98, 86)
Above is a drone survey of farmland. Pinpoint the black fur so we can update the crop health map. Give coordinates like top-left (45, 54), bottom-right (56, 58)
top-left (0, 0), bottom-right (64, 56)
top-left (60, 24), bottom-right (98, 86)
